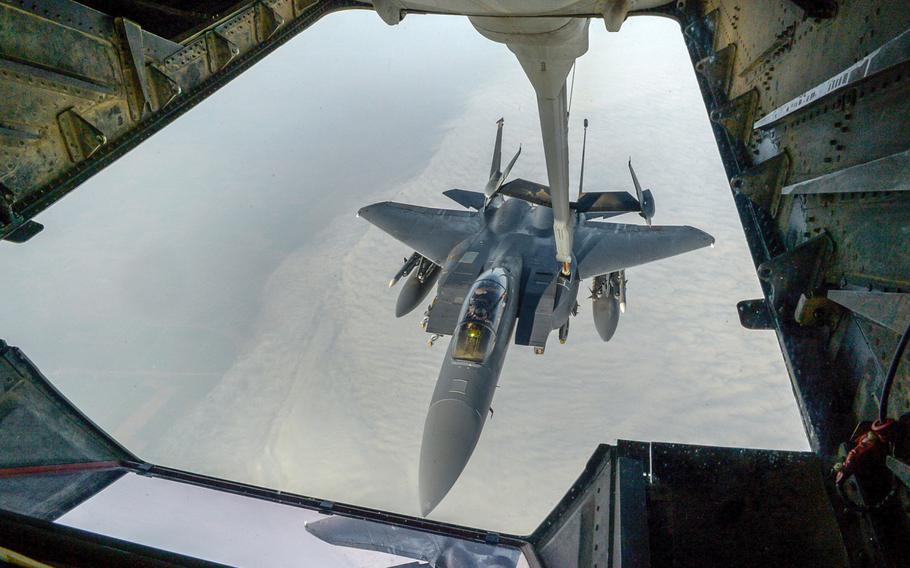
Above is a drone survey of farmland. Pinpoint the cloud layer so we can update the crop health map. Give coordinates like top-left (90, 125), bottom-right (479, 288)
top-left (0, 13), bottom-right (807, 535)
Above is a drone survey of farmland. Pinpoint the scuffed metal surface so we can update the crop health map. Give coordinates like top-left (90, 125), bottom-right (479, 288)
top-left (0, 340), bottom-right (133, 519)
top-left (0, 0), bottom-right (364, 242)
top-left (677, 1), bottom-right (910, 564)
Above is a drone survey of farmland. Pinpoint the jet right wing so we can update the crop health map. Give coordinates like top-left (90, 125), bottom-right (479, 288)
top-left (574, 222), bottom-right (715, 279)
top-left (358, 202), bottom-right (480, 265)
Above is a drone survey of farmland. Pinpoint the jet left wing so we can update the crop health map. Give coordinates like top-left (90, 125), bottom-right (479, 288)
top-left (358, 202), bottom-right (480, 265)
top-left (574, 222), bottom-right (715, 279)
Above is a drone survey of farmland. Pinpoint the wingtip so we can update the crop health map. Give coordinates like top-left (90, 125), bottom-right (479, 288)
top-left (356, 202), bottom-right (384, 221)
top-left (702, 230), bottom-right (717, 248)
top-left (356, 204), bottom-right (375, 221)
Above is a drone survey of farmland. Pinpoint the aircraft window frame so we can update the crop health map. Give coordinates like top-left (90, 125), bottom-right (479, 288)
top-left (453, 275), bottom-right (508, 363)
top-left (453, 321), bottom-right (497, 363)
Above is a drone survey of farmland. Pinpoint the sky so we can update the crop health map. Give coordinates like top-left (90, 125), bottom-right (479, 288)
top-left (2, 9), bottom-right (808, 543)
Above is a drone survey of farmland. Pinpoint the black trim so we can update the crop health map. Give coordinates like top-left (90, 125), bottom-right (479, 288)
top-left (0, 508), bottom-right (231, 568)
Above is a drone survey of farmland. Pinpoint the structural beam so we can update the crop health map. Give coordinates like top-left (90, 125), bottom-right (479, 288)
top-left (782, 148), bottom-right (910, 196)
top-left (754, 26), bottom-right (910, 130)
top-left (0, 0), bottom-right (358, 242)
top-left (827, 290), bottom-right (910, 334)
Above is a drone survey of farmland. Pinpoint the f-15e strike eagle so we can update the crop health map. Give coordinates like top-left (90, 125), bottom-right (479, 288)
top-left (358, 119), bottom-right (714, 516)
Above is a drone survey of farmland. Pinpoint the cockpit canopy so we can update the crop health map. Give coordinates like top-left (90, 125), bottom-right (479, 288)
top-left (452, 269), bottom-right (509, 363)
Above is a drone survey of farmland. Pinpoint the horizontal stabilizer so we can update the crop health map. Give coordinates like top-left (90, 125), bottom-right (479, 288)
top-left (3, 220), bottom-right (44, 243)
top-left (501, 179), bottom-right (642, 215)
top-left (583, 211), bottom-right (628, 221)
top-left (443, 189), bottom-right (485, 210)
top-left (498, 178), bottom-right (552, 206)
top-left (574, 191), bottom-right (640, 213)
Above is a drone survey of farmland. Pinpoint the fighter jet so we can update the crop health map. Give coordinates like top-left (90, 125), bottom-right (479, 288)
top-left (358, 119), bottom-right (714, 516)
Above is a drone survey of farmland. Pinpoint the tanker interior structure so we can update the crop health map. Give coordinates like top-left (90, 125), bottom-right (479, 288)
top-left (1, 0), bottom-right (909, 566)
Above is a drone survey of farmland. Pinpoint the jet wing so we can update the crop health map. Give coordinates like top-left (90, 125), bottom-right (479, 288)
top-left (574, 222), bottom-right (715, 279)
top-left (358, 202), bottom-right (480, 265)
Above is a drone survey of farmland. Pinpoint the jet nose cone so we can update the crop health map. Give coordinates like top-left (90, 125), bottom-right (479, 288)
top-left (418, 398), bottom-right (484, 516)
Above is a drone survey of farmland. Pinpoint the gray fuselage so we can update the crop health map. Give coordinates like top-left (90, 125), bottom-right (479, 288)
top-left (419, 198), bottom-right (579, 515)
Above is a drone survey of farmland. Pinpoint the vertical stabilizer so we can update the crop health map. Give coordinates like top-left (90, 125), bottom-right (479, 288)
top-left (628, 159), bottom-right (655, 226)
top-left (484, 119), bottom-right (520, 202)
top-left (489, 117), bottom-right (504, 180)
